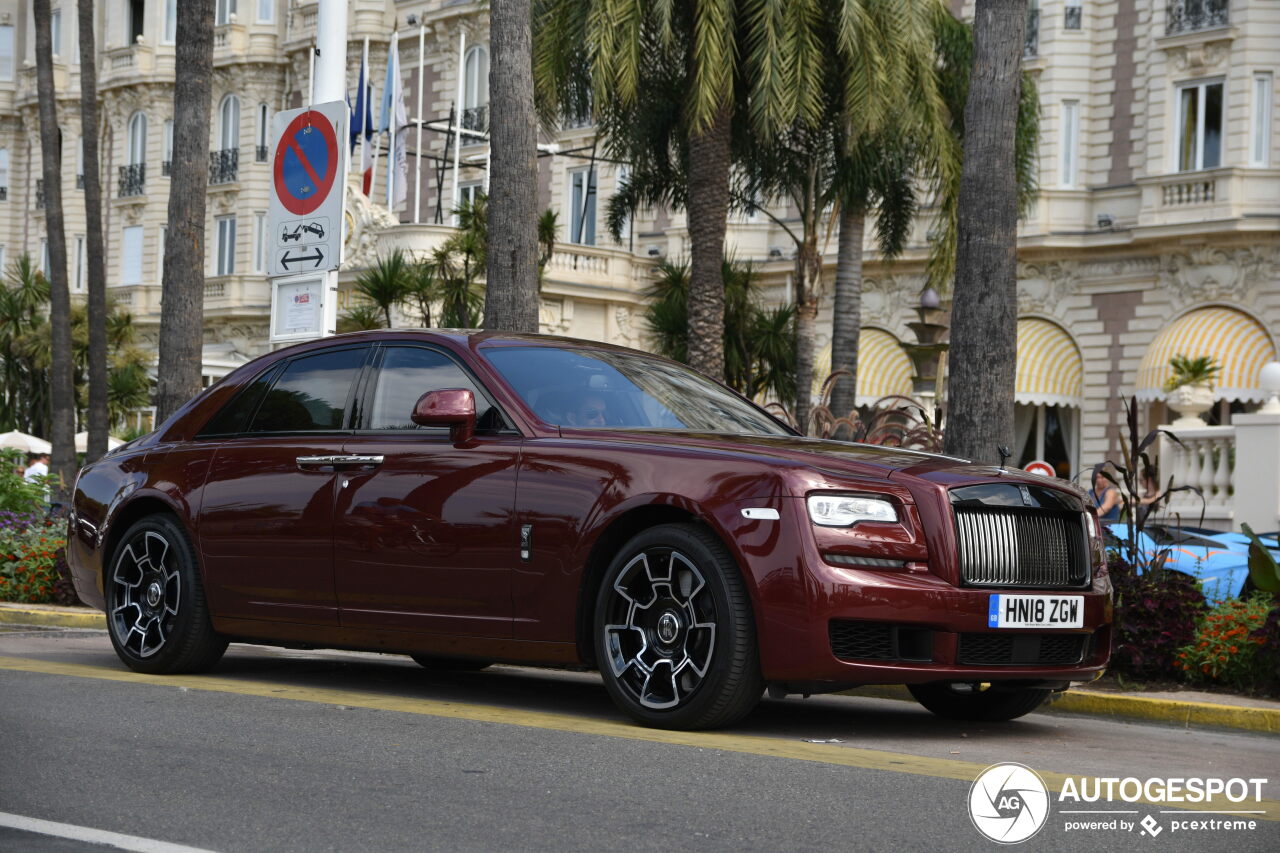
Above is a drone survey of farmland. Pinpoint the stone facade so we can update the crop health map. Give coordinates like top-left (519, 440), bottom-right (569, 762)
top-left (2, 1), bottom-right (1277, 473)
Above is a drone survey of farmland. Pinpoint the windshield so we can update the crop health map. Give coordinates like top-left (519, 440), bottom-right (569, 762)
top-left (483, 346), bottom-right (791, 436)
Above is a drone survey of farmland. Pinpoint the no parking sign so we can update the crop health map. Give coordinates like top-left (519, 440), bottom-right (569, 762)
top-left (266, 101), bottom-right (348, 276)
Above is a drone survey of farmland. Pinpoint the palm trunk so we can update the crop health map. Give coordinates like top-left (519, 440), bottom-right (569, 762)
top-left (829, 208), bottom-right (865, 439)
top-left (792, 241), bottom-right (820, 436)
top-left (685, 101), bottom-right (731, 381)
top-left (483, 0), bottom-right (539, 332)
top-left (943, 0), bottom-right (1024, 465)
top-left (33, 0), bottom-right (75, 500)
top-left (156, 0), bottom-right (215, 423)
top-left (79, 0), bottom-right (109, 461)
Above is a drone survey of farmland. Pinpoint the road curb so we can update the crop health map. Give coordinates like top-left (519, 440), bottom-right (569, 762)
top-left (839, 684), bottom-right (1280, 734)
top-left (0, 603), bottom-right (106, 630)
top-left (4, 603), bottom-right (1277, 734)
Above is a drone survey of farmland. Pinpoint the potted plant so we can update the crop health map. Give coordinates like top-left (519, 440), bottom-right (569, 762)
top-left (1164, 354), bottom-right (1220, 427)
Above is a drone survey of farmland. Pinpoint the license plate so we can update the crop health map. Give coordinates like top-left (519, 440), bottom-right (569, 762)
top-left (988, 594), bottom-right (1084, 628)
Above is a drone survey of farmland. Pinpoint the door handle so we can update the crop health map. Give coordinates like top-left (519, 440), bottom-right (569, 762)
top-left (295, 455), bottom-right (384, 469)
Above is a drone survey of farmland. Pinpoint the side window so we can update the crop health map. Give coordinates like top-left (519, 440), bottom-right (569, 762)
top-left (248, 348), bottom-right (367, 433)
top-left (366, 346), bottom-right (503, 431)
top-left (197, 364), bottom-right (281, 437)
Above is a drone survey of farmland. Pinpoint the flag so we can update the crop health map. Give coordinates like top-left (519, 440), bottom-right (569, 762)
top-left (351, 49), bottom-right (374, 195)
top-left (380, 31), bottom-right (409, 209)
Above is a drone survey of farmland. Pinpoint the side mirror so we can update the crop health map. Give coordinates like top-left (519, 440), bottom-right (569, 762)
top-left (411, 389), bottom-right (476, 443)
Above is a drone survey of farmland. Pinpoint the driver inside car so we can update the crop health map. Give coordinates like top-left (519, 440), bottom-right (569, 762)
top-left (564, 393), bottom-right (608, 427)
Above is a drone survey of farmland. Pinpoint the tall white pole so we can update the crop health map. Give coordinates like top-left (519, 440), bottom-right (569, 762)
top-left (451, 29), bottom-right (466, 223)
top-left (414, 25), bottom-right (425, 224)
top-left (308, 43), bottom-right (316, 105)
top-left (314, 0), bottom-right (348, 104)
top-left (358, 37), bottom-right (369, 178)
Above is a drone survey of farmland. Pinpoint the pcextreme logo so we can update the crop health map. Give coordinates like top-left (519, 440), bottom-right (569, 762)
top-left (968, 763), bottom-right (1051, 844)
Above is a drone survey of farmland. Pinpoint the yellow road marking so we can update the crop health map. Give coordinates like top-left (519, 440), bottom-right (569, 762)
top-left (2, 654), bottom-right (1277, 820)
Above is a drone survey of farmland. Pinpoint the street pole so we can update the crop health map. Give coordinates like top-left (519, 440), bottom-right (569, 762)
top-left (314, 0), bottom-right (348, 105)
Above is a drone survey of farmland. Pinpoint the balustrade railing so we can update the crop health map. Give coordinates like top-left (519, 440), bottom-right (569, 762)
top-left (209, 148), bottom-right (239, 185)
top-left (1160, 425), bottom-right (1236, 518)
top-left (461, 106), bottom-right (489, 134)
top-left (1166, 0), bottom-right (1229, 35)
top-left (118, 163), bottom-right (145, 197)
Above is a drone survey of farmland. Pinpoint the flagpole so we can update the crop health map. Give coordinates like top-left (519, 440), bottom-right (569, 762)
top-left (452, 29), bottom-right (466, 223)
top-left (414, 24), bottom-right (425, 224)
top-left (386, 30), bottom-right (399, 209)
top-left (359, 37), bottom-right (369, 179)
top-left (370, 41), bottom-right (383, 202)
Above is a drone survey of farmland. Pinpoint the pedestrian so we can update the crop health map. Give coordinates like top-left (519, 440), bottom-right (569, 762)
top-left (1089, 465), bottom-right (1121, 521)
top-left (23, 452), bottom-right (49, 482)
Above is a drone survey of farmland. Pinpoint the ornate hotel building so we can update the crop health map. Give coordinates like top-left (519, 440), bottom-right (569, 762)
top-left (3, 0), bottom-right (1278, 489)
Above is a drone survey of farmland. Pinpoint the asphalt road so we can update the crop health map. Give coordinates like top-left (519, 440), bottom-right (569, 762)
top-left (1, 627), bottom-right (1277, 853)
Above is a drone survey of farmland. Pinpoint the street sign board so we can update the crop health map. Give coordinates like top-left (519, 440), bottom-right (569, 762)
top-left (267, 101), bottom-right (347, 276)
top-left (269, 271), bottom-right (338, 345)
top-left (1024, 460), bottom-right (1057, 478)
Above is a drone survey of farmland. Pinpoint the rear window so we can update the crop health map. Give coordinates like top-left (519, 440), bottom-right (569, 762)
top-left (197, 364), bottom-right (281, 437)
top-left (246, 347), bottom-right (367, 433)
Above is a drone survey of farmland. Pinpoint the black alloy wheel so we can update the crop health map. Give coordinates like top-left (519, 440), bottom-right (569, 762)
top-left (106, 515), bottom-right (227, 674)
top-left (595, 523), bottom-right (762, 730)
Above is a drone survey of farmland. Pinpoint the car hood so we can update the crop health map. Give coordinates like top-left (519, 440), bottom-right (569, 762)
top-left (560, 429), bottom-right (972, 477)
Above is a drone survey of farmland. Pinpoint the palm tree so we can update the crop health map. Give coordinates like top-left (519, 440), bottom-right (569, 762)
top-left (155, 0), bottom-right (215, 423)
top-left (354, 249), bottom-right (413, 327)
top-left (0, 256), bottom-right (49, 435)
top-left (484, 0), bottom-right (540, 333)
top-left (644, 258), bottom-right (794, 404)
top-left (78, 0), bottom-right (109, 463)
top-left (826, 6), bottom-right (1038, 434)
top-left (535, 0), bottom-right (946, 384)
top-left (32, 0), bottom-right (75, 499)
top-left (944, 0), bottom-right (1028, 464)
top-left (404, 258), bottom-right (438, 327)
top-left (337, 304), bottom-right (387, 334)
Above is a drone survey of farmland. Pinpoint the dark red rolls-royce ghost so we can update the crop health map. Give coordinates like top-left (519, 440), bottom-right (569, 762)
top-left (67, 330), bottom-right (1111, 729)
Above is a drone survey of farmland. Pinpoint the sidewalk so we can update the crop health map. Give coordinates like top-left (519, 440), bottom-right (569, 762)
top-left (4, 601), bottom-right (1278, 734)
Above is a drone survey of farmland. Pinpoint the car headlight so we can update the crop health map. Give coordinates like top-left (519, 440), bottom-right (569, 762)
top-left (806, 494), bottom-right (898, 527)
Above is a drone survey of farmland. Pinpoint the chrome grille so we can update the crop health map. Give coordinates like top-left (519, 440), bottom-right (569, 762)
top-left (954, 508), bottom-right (1089, 588)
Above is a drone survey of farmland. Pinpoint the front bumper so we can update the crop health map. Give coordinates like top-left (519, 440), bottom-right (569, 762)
top-left (725, 499), bottom-right (1112, 687)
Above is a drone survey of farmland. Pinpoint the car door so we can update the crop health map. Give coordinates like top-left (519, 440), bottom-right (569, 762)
top-left (197, 344), bottom-right (371, 626)
top-left (333, 343), bottom-right (521, 637)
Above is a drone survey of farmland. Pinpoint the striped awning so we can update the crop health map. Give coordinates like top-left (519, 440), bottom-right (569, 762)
top-left (813, 328), bottom-right (914, 407)
top-left (1016, 318), bottom-right (1084, 407)
top-left (1136, 307), bottom-right (1278, 403)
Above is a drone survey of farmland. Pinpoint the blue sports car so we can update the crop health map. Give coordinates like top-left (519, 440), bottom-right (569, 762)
top-left (1105, 524), bottom-right (1280, 603)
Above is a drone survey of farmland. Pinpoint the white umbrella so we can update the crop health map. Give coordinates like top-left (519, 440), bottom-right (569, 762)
top-left (74, 431), bottom-right (125, 453)
top-left (0, 430), bottom-right (52, 454)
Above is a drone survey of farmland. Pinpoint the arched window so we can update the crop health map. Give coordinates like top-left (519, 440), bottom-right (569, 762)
top-left (462, 45), bottom-right (488, 132)
top-left (219, 94), bottom-right (241, 151)
top-left (127, 111), bottom-right (147, 165)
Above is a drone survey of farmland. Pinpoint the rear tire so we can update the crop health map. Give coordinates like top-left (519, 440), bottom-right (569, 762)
top-left (105, 515), bottom-right (227, 674)
top-left (907, 682), bottom-right (1049, 722)
top-left (409, 654), bottom-right (492, 672)
top-left (594, 523), bottom-right (762, 730)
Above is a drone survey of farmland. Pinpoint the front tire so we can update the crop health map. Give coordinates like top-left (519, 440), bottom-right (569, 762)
top-left (105, 515), bottom-right (227, 674)
top-left (907, 682), bottom-right (1049, 722)
top-left (594, 523), bottom-right (762, 730)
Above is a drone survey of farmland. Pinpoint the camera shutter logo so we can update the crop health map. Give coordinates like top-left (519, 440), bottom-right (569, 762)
top-left (969, 762), bottom-right (1051, 844)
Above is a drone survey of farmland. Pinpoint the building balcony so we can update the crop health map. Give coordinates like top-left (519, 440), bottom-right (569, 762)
top-left (203, 274), bottom-right (269, 315)
top-left (1166, 0), bottom-right (1228, 35)
top-left (100, 42), bottom-right (155, 85)
top-left (213, 21), bottom-right (249, 58)
top-left (461, 106), bottom-right (489, 135)
top-left (209, 148), bottom-right (239, 185)
top-left (1137, 167), bottom-right (1280, 230)
top-left (118, 163), bottom-right (146, 197)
